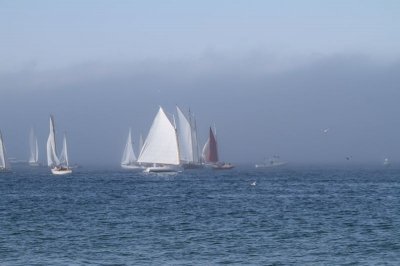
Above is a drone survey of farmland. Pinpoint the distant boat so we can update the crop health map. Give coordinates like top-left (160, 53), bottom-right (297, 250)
top-left (137, 107), bottom-right (181, 173)
top-left (46, 115), bottom-right (72, 175)
top-left (383, 158), bottom-right (391, 167)
top-left (0, 131), bottom-right (11, 172)
top-left (121, 128), bottom-right (142, 170)
top-left (255, 156), bottom-right (286, 168)
top-left (202, 126), bottom-right (234, 170)
top-left (176, 106), bottom-right (202, 169)
top-left (7, 157), bottom-right (26, 165)
top-left (28, 128), bottom-right (40, 166)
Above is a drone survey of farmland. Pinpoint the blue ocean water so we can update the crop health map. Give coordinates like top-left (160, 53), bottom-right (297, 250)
top-left (1, 166), bottom-right (400, 265)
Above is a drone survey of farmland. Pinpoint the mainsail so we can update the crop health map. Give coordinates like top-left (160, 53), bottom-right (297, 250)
top-left (28, 128), bottom-right (39, 164)
top-left (59, 133), bottom-right (69, 167)
top-left (0, 131), bottom-right (10, 170)
top-left (137, 107), bottom-right (180, 165)
top-left (189, 111), bottom-right (200, 164)
top-left (176, 106), bottom-right (194, 163)
top-left (46, 115), bottom-right (60, 167)
top-left (138, 134), bottom-right (144, 156)
top-left (121, 128), bottom-right (137, 165)
top-left (202, 127), bottom-right (219, 163)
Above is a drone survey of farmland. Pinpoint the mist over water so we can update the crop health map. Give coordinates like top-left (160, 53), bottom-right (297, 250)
top-left (1, 54), bottom-right (400, 166)
top-left (2, 0), bottom-right (400, 166)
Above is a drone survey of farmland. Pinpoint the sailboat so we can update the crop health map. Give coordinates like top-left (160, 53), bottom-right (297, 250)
top-left (28, 128), bottom-right (40, 166)
top-left (0, 131), bottom-right (11, 172)
top-left (255, 155), bottom-right (287, 168)
top-left (176, 106), bottom-right (202, 169)
top-left (46, 115), bottom-right (72, 175)
top-left (202, 126), bottom-right (234, 170)
top-left (137, 107), bottom-right (181, 173)
top-left (121, 128), bottom-right (142, 169)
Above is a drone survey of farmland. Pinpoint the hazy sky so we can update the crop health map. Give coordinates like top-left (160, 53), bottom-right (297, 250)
top-left (1, 1), bottom-right (400, 165)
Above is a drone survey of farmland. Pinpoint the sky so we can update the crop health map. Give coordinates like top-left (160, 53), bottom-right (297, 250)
top-left (1, 0), bottom-right (400, 165)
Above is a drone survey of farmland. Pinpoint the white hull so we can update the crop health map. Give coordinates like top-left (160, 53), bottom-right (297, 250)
top-left (255, 162), bottom-right (286, 168)
top-left (144, 165), bottom-right (181, 173)
top-left (51, 168), bottom-right (72, 175)
top-left (182, 163), bottom-right (204, 169)
top-left (121, 164), bottom-right (144, 170)
top-left (211, 162), bottom-right (234, 170)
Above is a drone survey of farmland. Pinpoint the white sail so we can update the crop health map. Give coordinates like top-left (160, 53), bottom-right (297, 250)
top-left (29, 128), bottom-right (39, 164)
top-left (176, 106), bottom-right (194, 163)
top-left (0, 131), bottom-right (10, 170)
top-left (201, 138), bottom-right (210, 162)
top-left (138, 134), bottom-right (144, 156)
top-left (59, 133), bottom-right (69, 167)
top-left (35, 138), bottom-right (39, 163)
top-left (189, 111), bottom-right (200, 163)
top-left (121, 128), bottom-right (137, 165)
top-left (137, 107), bottom-right (180, 165)
top-left (47, 115), bottom-right (60, 167)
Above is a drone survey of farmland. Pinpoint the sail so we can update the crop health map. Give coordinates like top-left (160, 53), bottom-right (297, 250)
top-left (0, 131), bottom-right (10, 170)
top-left (59, 133), bottom-right (69, 167)
top-left (202, 127), bottom-right (219, 163)
top-left (121, 128), bottom-right (137, 165)
top-left (35, 138), bottom-right (39, 163)
top-left (176, 106), bottom-right (194, 163)
top-left (29, 128), bottom-right (39, 164)
top-left (189, 111), bottom-right (200, 163)
top-left (137, 107), bottom-right (180, 165)
top-left (138, 134), bottom-right (144, 156)
top-left (46, 115), bottom-right (60, 167)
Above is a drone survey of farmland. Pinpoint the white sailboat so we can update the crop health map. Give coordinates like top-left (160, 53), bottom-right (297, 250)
top-left (255, 155), bottom-right (287, 168)
top-left (176, 106), bottom-right (202, 169)
top-left (121, 128), bottom-right (142, 169)
top-left (383, 158), bottom-right (391, 167)
top-left (137, 107), bottom-right (181, 173)
top-left (47, 115), bottom-right (72, 175)
top-left (0, 131), bottom-right (11, 172)
top-left (28, 128), bottom-right (40, 166)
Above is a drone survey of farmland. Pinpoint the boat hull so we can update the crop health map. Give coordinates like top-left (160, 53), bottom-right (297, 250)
top-left (211, 163), bottom-right (234, 170)
top-left (51, 168), bottom-right (72, 175)
top-left (182, 163), bottom-right (204, 169)
top-left (144, 165), bottom-right (181, 173)
top-left (121, 164), bottom-right (143, 170)
top-left (255, 162), bottom-right (286, 168)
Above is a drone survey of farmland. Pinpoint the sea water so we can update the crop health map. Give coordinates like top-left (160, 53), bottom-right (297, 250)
top-left (1, 166), bottom-right (399, 265)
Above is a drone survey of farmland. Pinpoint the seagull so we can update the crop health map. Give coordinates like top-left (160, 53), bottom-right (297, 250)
top-left (251, 181), bottom-right (256, 186)
top-left (322, 128), bottom-right (330, 134)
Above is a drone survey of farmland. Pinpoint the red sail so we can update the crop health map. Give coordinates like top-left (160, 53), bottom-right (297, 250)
top-left (207, 127), bottom-right (219, 163)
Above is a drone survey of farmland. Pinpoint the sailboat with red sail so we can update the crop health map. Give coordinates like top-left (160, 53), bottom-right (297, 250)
top-left (202, 127), bottom-right (234, 170)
